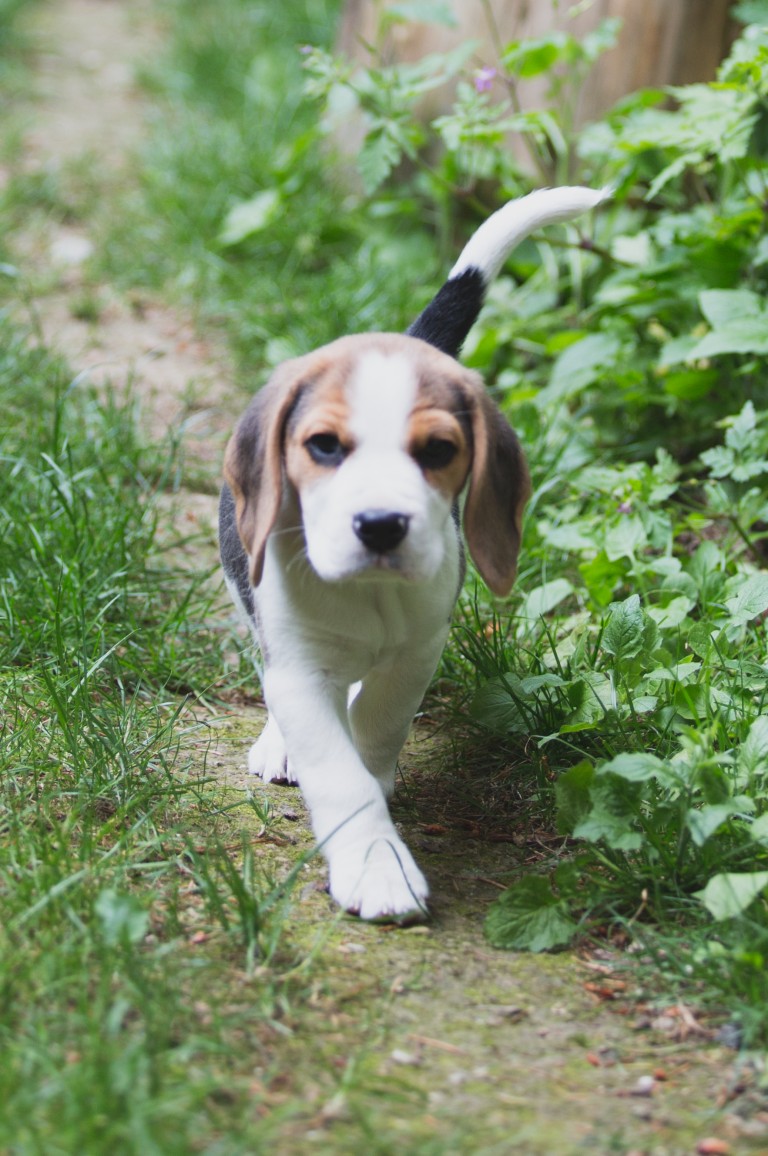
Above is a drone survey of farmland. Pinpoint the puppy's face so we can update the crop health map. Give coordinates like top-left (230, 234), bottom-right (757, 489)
top-left (224, 333), bottom-right (530, 596)
top-left (284, 344), bottom-right (472, 582)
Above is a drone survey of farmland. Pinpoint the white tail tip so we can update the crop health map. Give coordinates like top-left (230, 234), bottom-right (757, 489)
top-left (450, 185), bottom-right (611, 282)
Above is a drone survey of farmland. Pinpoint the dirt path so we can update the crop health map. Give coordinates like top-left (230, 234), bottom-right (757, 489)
top-left (12, 2), bottom-right (763, 1152)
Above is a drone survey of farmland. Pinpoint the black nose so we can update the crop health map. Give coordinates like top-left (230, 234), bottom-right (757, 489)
top-left (352, 510), bottom-right (411, 553)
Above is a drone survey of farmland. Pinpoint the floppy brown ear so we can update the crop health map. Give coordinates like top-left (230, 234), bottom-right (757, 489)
top-left (463, 387), bottom-right (531, 597)
top-left (223, 362), bottom-right (306, 587)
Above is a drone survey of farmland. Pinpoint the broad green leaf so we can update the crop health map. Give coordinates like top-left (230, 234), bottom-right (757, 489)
top-left (580, 552), bottom-right (626, 607)
top-left (573, 774), bottom-right (646, 850)
top-left (700, 445), bottom-right (737, 478)
top-left (485, 875), bottom-right (577, 951)
top-left (358, 129), bottom-right (402, 193)
top-left (597, 751), bottom-right (669, 783)
top-left (562, 673), bottom-right (612, 731)
top-left (686, 800), bottom-right (753, 847)
top-left (503, 35), bottom-right (567, 79)
top-left (699, 288), bottom-right (763, 328)
top-left (724, 400), bottom-right (758, 449)
top-left (541, 523), bottom-right (595, 551)
top-left (740, 716), bottom-right (768, 777)
top-left (645, 661), bottom-right (702, 683)
top-left (750, 813), bottom-right (768, 845)
top-left (470, 677), bottom-right (528, 734)
top-left (519, 673), bottom-right (565, 694)
top-left (695, 871), bottom-right (768, 921)
top-left (601, 594), bottom-right (644, 660)
top-left (219, 189), bottom-right (281, 246)
top-left (724, 573), bottom-right (768, 625)
top-left (573, 799), bottom-right (644, 851)
top-left (94, 888), bottom-right (149, 946)
top-left (646, 595), bottom-right (694, 629)
top-left (555, 760), bottom-right (595, 835)
top-left (733, 2), bottom-right (768, 24)
top-left (658, 334), bottom-right (699, 368)
top-left (630, 694), bottom-right (658, 714)
top-left (647, 155), bottom-right (689, 199)
top-left (688, 319), bottom-right (768, 359)
top-left (604, 515), bottom-right (647, 561)
top-left (661, 366), bottom-right (720, 400)
top-left (540, 332), bottom-right (623, 406)
top-left (686, 622), bottom-right (715, 658)
top-left (581, 18), bottom-right (621, 64)
top-left (520, 578), bottom-right (574, 620)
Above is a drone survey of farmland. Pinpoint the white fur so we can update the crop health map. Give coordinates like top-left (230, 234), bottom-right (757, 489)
top-left (252, 525), bottom-right (455, 918)
top-left (299, 352), bottom-right (453, 584)
top-left (241, 349), bottom-right (464, 921)
top-left (450, 185), bottom-right (611, 282)
top-left (348, 349), bottom-right (417, 447)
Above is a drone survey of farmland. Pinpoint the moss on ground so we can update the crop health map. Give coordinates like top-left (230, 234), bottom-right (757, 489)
top-left (204, 708), bottom-right (754, 1155)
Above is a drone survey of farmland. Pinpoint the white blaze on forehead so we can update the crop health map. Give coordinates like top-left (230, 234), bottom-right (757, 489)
top-left (347, 351), bottom-right (417, 450)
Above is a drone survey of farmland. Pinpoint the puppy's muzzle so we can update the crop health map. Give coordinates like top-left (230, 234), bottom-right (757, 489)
top-left (352, 509), bottom-right (411, 554)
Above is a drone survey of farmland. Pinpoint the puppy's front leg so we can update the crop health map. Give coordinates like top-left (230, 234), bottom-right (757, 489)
top-left (349, 639), bottom-right (447, 797)
top-left (263, 667), bottom-right (429, 921)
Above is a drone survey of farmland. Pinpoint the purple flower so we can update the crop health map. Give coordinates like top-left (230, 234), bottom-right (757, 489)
top-left (474, 66), bottom-right (497, 94)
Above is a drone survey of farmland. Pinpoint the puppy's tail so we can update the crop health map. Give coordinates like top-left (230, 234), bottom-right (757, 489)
top-left (406, 186), bottom-right (610, 358)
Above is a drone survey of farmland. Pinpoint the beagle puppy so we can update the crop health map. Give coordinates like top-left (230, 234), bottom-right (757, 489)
top-left (219, 187), bottom-right (607, 922)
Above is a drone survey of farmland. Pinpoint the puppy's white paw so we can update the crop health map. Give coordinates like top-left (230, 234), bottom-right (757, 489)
top-left (247, 717), bottom-right (298, 785)
top-left (328, 835), bottom-right (429, 923)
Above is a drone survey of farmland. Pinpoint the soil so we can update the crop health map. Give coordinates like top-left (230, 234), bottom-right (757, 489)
top-left (11, 1), bottom-right (768, 1152)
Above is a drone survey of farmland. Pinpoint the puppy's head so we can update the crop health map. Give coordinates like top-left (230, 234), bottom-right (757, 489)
top-left (223, 333), bottom-right (530, 595)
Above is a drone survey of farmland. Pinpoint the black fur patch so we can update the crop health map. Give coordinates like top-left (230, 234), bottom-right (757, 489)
top-left (406, 267), bottom-right (486, 358)
top-left (219, 483), bottom-right (255, 619)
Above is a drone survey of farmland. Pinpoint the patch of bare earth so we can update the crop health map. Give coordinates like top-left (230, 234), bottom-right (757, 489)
top-left (13, 1), bottom-right (767, 1151)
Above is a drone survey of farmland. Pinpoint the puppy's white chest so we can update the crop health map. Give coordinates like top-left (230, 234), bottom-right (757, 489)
top-left (257, 550), bottom-right (455, 678)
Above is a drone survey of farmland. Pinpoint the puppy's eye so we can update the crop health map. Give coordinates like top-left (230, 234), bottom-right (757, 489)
top-left (305, 432), bottom-right (347, 467)
top-left (414, 438), bottom-right (458, 470)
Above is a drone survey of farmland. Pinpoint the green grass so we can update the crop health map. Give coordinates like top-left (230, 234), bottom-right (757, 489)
top-left (0, 5), bottom-right (344, 1148)
top-left (0, 306), bottom-right (312, 1150)
top-left (97, 0), bottom-right (449, 375)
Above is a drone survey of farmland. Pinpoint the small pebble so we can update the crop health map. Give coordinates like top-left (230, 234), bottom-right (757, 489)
top-left (631, 1075), bottom-right (656, 1097)
top-left (50, 233), bottom-right (94, 266)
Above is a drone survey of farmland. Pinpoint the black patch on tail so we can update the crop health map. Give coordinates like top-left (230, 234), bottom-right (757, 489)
top-left (406, 267), bottom-right (486, 359)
